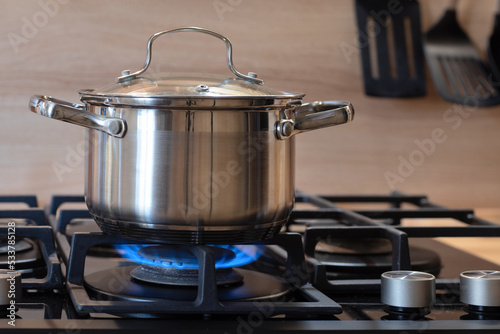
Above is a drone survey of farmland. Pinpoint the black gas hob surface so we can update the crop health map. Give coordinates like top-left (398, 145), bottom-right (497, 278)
top-left (1, 192), bottom-right (500, 333)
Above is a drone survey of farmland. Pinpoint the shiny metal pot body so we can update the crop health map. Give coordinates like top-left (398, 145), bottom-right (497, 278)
top-left (29, 27), bottom-right (354, 244)
top-left (85, 105), bottom-right (295, 243)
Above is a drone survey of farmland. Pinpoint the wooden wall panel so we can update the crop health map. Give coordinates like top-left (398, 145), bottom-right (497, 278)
top-left (1, 0), bottom-right (499, 210)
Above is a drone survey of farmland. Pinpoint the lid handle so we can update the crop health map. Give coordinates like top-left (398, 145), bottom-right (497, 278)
top-left (116, 27), bottom-right (263, 84)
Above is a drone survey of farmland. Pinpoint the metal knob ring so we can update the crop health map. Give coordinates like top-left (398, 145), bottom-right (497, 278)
top-left (0, 269), bottom-right (21, 305)
top-left (460, 270), bottom-right (500, 307)
top-left (116, 27), bottom-right (263, 84)
top-left (381, 271), bottom-right (436, 308)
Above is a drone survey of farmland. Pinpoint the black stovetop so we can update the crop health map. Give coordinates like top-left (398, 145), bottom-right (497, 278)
top-left (1, 192), bottom-right (500, 333)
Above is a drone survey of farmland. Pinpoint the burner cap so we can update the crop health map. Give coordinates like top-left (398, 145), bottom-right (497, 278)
top-left (130, 245), bottom-right (243, 286)
top-left (137, 245), bottom-right (236, 268)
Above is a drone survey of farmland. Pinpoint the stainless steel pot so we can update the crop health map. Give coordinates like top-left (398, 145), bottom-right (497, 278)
top-left (29, 27), bottom-right (354, 244)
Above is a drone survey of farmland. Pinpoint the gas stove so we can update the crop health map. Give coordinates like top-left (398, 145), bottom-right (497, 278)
top-left (1, 192), bottom-right (500, 333)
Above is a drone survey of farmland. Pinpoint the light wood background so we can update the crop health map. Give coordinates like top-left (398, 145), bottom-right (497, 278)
top-left (1, 0), bottom-right (499, 213)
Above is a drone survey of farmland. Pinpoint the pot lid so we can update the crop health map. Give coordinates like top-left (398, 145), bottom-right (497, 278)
top-left (80, 72), bottom-right (304, 99)
top-left (79, 27), bottom-right (305, 108)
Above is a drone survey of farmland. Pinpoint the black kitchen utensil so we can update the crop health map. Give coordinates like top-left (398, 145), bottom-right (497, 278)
top-left (488, 1), bottom-right (500, 84)
top-left (424, 0), bottom-right (500, 107)
top-left (355, 0), bottom-right (426, 97)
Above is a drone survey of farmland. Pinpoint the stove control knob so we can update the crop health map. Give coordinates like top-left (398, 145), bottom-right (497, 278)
top-left (381, 271), bottom-right (436, 308)
top-left (460, 270), bottom-right (500, 307)
top-left (0, 269), bottom-right (21, 305)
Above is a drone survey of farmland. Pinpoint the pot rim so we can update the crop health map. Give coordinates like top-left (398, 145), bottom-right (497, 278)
top-left (79, 89), bottom-right (305, 109)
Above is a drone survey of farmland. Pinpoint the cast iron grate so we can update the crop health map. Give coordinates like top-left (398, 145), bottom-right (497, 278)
top-left (64, 232), bottom-right (341, 317)
top-left (288, 192), bottom-right (500, 294)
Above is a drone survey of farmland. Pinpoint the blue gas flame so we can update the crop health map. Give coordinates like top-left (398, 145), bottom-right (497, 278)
top-left (114, 244), bottom-right (264, 269)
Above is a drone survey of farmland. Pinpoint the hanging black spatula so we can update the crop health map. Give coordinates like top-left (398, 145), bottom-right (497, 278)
top-left (488, 0), bottom-right (500, 84)
top-left (424, 0), bottom-right (500, 106)
top-left (355, 0), bottom-right (426, 97)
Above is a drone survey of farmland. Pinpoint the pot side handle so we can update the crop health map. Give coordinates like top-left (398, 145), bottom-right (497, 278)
top-left (29, 95), bottom-right (127, 138)
top-left (275, 101), bottom-right (354, 140)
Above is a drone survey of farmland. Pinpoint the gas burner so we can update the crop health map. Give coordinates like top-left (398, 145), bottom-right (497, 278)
top-left (0, 222), bottom-right (62, 290)
top-left (130, 245), bottom-right (244, 286)
top-left (85, 265), bottom-right (289, 303)
top-left (314, 237), bottom-right (442, 279)
top-left (0, 238), bottom-right (32, 254)
top-left (0, 220), bottom-right (48, 278)
top-left (0, 237), bottom-right (46, 278)
top-left (85, 244), bottom-right (288, 303)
